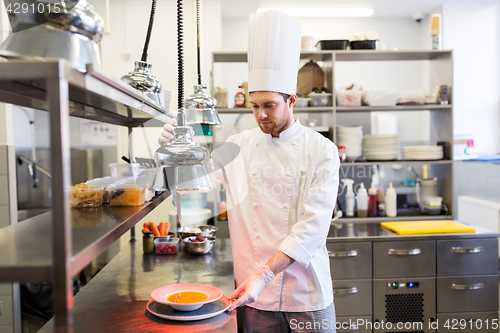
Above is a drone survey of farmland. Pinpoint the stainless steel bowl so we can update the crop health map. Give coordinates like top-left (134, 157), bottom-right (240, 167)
top-left (183, 236), bottom-right (216, 255)
top-left (177, 225), bottom-right (217, 239)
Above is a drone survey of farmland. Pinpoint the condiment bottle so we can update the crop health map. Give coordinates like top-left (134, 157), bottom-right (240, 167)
top-left (368, 183), bottom-right (377, 217)
top-left (143, 231), bottom-right (155, 254)
top-left (342, 179), bottom-right (355, 217)
top-left (386, 182), bottom-right (397, 217)
top-left (377, 184), bottom-right (386, 217)
top-left (218, 186), bottom-right (227, 220)
top-left (356, 183), bottom-right (368, 217)
top-left (234, 85), bottom-right (245, 108)
top-left (338, 145), bottom-right (346, 162)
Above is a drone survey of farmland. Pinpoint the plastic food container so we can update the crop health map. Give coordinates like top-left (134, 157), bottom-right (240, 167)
top-left (86, 177), bottom-right (124, 204)
top-left (350, 40), bottom-right (379, 50)
top-left (155, 237), bottom-right (179, 254)
top-left (70, 183), bottom-right (103, 208)
top-left (295, 97), bottom-right (310, 107)
top-left (362, 89), bottom-right (400, 107)
top-left (108, 184), bottom-right (146, 206)
top-left (309, 93), bottom-right (331, 106)
top-left (336, 90), bottom-right (362, 106)
top-left (423, 196), bottom-right (443, 215)
top-left (109, 163), bottom-right (141, 178)
top-left (316, 40), bottom-right (349, 50)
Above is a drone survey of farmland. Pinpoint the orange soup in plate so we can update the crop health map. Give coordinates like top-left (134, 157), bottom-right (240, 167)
top-left (167, 291), bottom-right (208, 304)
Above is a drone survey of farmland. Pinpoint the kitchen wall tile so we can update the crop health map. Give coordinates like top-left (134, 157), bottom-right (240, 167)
top-left (7, 173), bottom-right (15, 208)
top-left (486, 177), bottom-right (499, 202)
top-left (0, 146), bottom-right (7, 176)
top-left (0, 284), bottom-right (12, 297)
top-left (476, 162), bottom-right (488, 176)
top-left (0, 296), bottom-right (14, 326)
top-left (0, 176), bottom-right (8, 206)
top-left (8, 204), bottom-right (16, 225)
top-left (6, 146), bottom-right (15, 176)
top-left (0, 205), bottom-right (9, 228)
top-left (0, 326), bottom-right (14, 333)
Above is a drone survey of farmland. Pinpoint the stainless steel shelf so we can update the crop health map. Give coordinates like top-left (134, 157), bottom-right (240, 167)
top-left (338, 213), bottom-right (453, 224)
top-left (0, 192), bottom-right (171, 283)
top-left (216, 106), bottom-right (334, 114)
top-left (0, 60), bottom-right (174, 126)
top-left (335, 104), bottom-right (452, 112)
top-left (340, 160), bottom-right (453, 166)
top-left (333, 50), bottom-right (453, 61)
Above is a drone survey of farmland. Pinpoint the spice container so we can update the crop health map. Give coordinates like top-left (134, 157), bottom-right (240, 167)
top-left (108, 184), bottom-right (146, 206)
top-left (70, 183), bottom-right (103, 208)
top-left (143, 231), bottom-right (155, 254)
top-left (234, 86), bottom-right (245, 108)
top-left (155, 237), bottom-right (179, 254)
top-left (338, 145), bottom-right (346, 162)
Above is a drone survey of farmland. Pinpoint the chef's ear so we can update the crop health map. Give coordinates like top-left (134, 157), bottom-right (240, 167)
top-left (288, 94), bottom-right (297, 108)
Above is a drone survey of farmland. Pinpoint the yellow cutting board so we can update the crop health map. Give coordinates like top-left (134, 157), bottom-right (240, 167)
top-left (381, 220), bottom-right (476, 235)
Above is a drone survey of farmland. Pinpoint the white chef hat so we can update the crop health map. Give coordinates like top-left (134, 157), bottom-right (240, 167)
top-left (248, 10), bottom-right (302, 95)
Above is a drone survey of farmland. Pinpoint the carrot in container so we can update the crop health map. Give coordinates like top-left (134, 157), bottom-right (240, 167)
top-left (149, 222), bottom-right (161, 237)
top-left (159, 222), bottom-right (166, 237)
top-left (164, 222), bottom-right (171, 235)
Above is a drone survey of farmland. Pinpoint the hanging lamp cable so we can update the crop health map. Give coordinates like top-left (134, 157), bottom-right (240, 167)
top-left (177, 0), bottom-right (185, 125)
top-left (141, 0), bottom-right (157, 62)
top-left (196, 0), bottom-right (202, 85)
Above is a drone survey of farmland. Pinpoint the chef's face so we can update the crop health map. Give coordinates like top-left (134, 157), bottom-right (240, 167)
top-left (250, 91), bottom-right (297, 137)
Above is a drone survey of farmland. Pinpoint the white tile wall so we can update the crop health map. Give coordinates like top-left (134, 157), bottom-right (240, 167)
top-left (0, 326), bottom-right (14, 333)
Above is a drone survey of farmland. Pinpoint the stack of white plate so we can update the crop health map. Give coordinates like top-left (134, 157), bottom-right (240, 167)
top-left (364, 134), bottom-right (399, 160)
top-left (403, 146), bottom-right (443, 160)
top-left (337, 126), bottom-right (363, 162)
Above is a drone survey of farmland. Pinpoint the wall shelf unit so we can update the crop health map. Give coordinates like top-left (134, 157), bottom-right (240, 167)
top-left (212, 50), bottom-right (454, 219)
top-left (0, 59), bottom-right (174, 332)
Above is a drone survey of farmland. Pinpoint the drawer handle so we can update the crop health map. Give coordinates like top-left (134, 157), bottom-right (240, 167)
top-left (333, 287), bottom-right (358, 295)
top-left (451, 283), bottom-right (484, 291)
top-left (388, 248), bottom-right (421, 256)
top-left (338, 324), bottom-right (358, 331)
top-left (452, 246), bottom-right (484, 254)
top-left (328, 250), bottom-right (358, 257)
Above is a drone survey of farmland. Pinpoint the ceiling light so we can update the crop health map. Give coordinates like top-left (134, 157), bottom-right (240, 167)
top-left (257, 8), bottom-right (374, 17)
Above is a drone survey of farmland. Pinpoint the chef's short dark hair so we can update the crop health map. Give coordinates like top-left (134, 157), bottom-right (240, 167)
top-left (279, 93), bottom-right (290, 102)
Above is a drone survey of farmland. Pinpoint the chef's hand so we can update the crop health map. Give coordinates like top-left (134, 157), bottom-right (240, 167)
top-left (158, 118), bottom-right (177, 146)
top-left (227, 265), bottom-right (275, 311)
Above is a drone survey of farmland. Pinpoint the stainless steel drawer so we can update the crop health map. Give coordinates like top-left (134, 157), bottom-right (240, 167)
top-left (333, 279), bottom-right (372, 317)
top-left (373, 240), bottom-right (435, 278)
top-left (336, 316), bottom-right (372, 333)
top-left (327, 242), bottom-right (372, 279)
top-left (437, 275), bottom-right (499, 313)
top-left (437, 238), bottom-right (498, 276)
top-left (437, 311), bottom-right (499, 332)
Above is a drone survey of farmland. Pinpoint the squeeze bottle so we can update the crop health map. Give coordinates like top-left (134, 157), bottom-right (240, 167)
top-left (356, 183), bottom-right (368, 218)
top-left (368, 183), bottom-right (377, 217)
top-left (377, 184), bottom-right (386, 217)
top-left (342, 179), bottom-right (355, 217)
top-left (386, 182), bottom-right (397, 217)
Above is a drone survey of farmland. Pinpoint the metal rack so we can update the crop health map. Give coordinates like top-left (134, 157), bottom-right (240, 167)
top-left (212, 49), bottom-right (455, 220)
top-left (0, 58), bottom-right (174, 332)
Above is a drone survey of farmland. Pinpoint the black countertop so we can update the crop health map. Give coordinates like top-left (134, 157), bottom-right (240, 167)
top-left (40, 237), bottom-right (237, 332)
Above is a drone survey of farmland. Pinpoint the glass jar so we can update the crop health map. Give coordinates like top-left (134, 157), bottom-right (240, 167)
top-left (143, 231), bottom-right (155, 254)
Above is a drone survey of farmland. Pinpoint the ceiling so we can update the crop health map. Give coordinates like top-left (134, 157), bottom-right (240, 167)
top-left (221, 0), bottom-right (450, 18)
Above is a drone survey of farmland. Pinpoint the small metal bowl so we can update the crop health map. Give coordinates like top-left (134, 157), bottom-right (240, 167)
top-left (177, 225), bottom-right (217, 239)
top-left (183, 236), bottom-right (216, 255)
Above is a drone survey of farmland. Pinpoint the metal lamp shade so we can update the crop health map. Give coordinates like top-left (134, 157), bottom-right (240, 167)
top-left (149, 126), bottom-right (213, 193)
top-left (185, 85), bottom-right (221, 125)
top-left (121, 61), bottom-right (164, 106)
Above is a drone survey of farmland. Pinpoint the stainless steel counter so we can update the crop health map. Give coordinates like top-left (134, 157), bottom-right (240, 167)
top-left (39, 237), bottom-right (237, 332)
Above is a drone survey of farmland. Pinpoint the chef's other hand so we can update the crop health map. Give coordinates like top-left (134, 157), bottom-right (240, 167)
top-left (227, 265), bottom-right (275, 311)
top-left (158, 118), bottom-right (176, 146)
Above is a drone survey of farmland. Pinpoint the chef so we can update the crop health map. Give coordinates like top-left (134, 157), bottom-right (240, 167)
top-left (159, 10), bottom-right (339, 332)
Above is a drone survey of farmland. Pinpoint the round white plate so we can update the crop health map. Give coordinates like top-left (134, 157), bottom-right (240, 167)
top-left (151, 283), bottom-right (223, 311)
top-left (146, 296), bottom-right (231, 321)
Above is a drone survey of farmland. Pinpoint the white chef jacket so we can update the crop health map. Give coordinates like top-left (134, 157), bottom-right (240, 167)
top-left (209, 119), bottom-right (340, 312)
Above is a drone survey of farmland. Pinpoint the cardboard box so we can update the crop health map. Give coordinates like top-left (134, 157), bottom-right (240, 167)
top-left (297, 60), bottom-right (324, 96)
